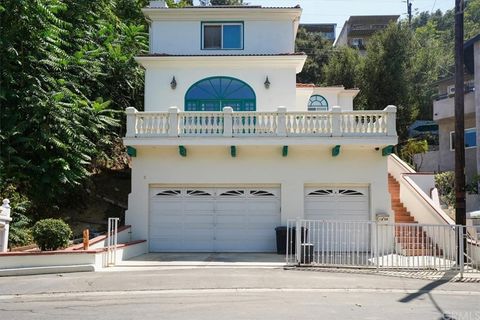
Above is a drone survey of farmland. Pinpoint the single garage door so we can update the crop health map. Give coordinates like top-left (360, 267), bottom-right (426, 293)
top-left (305, 187), bottom-right (370, 251)
top-left (149, 187), bottom-right (281, 252)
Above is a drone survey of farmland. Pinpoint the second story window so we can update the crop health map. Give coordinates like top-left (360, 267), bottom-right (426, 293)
top-left (202, 22), bottom-right (243, 50)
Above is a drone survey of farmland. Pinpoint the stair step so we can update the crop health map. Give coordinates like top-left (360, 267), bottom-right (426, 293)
top-left (401, 248), bottom-right (443, 256)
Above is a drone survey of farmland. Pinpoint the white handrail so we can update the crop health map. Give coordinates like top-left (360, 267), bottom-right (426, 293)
top-left (125, 106), bottom-right (397, 138)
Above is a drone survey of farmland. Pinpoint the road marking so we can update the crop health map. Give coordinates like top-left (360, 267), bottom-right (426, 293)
top-left (1, 288), bottom-right (480, 300)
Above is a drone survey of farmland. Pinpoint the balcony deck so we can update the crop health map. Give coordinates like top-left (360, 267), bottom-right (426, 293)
top-left (123, 106), bottom-right (398, 146)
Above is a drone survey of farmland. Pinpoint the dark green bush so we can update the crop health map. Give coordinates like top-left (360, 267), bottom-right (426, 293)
top-left (31, 219), bottom-right (73, 251)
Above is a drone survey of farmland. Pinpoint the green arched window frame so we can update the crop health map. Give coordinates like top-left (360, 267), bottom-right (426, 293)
top-left (308, 95), bottom-right (329, 111)
top-left (185, 76), bottom-right (256, 112)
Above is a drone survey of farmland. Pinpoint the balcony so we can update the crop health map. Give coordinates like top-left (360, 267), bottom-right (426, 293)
top-left (433, 91), bottom-right (476, 121)
top-left (124, 106), bottom-right (397, 146)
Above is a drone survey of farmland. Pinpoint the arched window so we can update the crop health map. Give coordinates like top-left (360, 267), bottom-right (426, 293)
top-left (308, 95), bottom-right (329, 111)
top-left (185, 77), bottom-right (256, 112)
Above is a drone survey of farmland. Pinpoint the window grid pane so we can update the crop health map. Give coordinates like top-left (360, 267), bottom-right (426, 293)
top-left (204, 25), bottom-right (221, 49)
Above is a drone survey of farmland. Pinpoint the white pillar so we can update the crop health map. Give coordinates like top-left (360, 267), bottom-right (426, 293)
top-left (125, 107), bottom-right (138, 138)
top-left (331, 106), bottom-right (342, 137)
top-left (0, 199), bottom-right (12, 253)
top-left (168, 106), bottom-right (179, 137)
top-left (384, 105), bottom-right (397, 137)
top-left (277, 106), bottom-right (287, 137)
top-left (223, 107), bottom-right (233, 137)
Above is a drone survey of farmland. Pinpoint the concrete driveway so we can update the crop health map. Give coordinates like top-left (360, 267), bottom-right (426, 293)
top-left (112, 252), bottom-right (286, 269)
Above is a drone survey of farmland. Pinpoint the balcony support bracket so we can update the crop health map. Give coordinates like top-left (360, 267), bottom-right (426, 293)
top-left (126, 146), bottom-right (137, 157)
top-left (179, 145), bottom-right (187, 157)
top-left (332, 145), bottom-right (341, 157)
top-left (382, 145), bottom-right (394, 156)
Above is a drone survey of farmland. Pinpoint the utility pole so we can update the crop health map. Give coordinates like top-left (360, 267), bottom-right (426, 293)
top-left (407, 0), bottom-right (413, 27)
top-left (454, 0), bottom-right (466, 262)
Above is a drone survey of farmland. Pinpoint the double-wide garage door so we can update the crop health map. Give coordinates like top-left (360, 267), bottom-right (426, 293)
top-left (149, 187), bottom-right (281, 252)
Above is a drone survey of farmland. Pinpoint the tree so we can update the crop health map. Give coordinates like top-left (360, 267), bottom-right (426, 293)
top-left (322, 46), bottom-right (362, 89)
top-left (358, 23), bottom-right (415, 139)
top-left (295, 28), bottom-right (331, 84)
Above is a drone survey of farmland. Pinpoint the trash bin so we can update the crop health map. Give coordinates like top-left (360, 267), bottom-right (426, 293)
top-left (300, 243), bottom-right (314, 265)
top-left (275, 226), bottom-right (308, 255)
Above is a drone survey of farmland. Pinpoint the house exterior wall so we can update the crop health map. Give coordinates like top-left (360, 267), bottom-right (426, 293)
top-left (150, 20), bottom-right (295, 55)
top-left (125, 146), bottom-right (392, 241)
top-left (143, 60), bottom-right (298, 112)
top-left (437, 114), bottom-right (478, 180)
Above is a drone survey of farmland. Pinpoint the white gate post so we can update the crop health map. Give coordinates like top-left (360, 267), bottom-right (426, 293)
top-left (107, 217), bottom-right (120, 267)
top-left (0, 199), bottom-right (12, 253)
top-left (295, 218), bottom-right (301, 265)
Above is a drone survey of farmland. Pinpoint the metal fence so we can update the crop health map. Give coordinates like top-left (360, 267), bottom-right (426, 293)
top-left (286, 219), bottom-right (480, 275)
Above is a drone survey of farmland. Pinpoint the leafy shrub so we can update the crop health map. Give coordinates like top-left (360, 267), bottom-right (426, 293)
top-left (435, 171), bottom-right (455, 208)
top-left (32, 219), bottom-right (73, 251)
top-left (400, 138), bottom-right (428, 170)
top-left (466, 174), bottom-right (479, 195)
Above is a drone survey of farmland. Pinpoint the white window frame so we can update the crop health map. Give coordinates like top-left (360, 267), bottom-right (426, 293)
top-left (201, 22), bottom-right (243, 50)
top-left (449, 127), bottom-right (477, 151)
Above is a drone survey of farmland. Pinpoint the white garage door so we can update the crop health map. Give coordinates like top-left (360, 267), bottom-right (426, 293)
top-left (305, 187), bottom-right (370, 251)
top-left (149, 187), bottom-right (281, 252)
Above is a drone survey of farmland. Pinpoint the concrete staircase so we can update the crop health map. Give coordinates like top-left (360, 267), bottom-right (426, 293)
top-left (388, 174), bottom-right (416, 223)
top-left (388, 174), bottom-right (442, 256)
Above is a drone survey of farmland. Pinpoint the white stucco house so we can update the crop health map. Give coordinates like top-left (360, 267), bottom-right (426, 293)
top-left (123, 2), bottom-right (398, 253)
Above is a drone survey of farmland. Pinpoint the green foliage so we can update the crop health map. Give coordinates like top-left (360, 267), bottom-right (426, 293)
top-left (1, 185), bottom-right (33, 248)
top-left (400, 139), bottom-right (428, 170)
top-left (0, 0), bottom-right (147, 214)
top-left (435, 172), bottom-right (456, 209)
top-left (295, 27), bottom-right (331, 85)
top-left (32, 218), bottom-right (73, 250)
top-left (322, 46), bottom-right (362, 89)
top-left (466, 175), bottom-right (480, 194)
top-left (359, 23), bottom-right (416, 139)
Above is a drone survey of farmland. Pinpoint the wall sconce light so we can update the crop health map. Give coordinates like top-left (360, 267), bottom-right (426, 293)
top-left (170, 76), bottom-right (177, 90)
top-left (264, 76), bottom-right (270, 89)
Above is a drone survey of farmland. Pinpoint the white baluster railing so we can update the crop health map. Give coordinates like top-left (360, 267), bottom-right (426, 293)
top-left (125, 105), bottom-right (397, 138)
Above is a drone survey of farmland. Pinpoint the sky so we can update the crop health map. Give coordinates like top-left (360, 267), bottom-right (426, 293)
top-left (241, 0), bottom-right (456, 37)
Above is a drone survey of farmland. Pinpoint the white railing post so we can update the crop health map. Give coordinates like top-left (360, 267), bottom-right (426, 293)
top-left (0, 199), bottom-right (12, 253)
top-left (277, 106), bottom-right (287, 137)
top-left (384, 105), bottom-right (397, 136)
top-left (223, 107), bottom-right (233, 137)
top-left (295, 218), bottom-right (301, 265)
top-left (125, 107), bottom-right (138, 137)
top-left (168, 106), bottom-right (179, 137)
top-left (107, 217), bottom-right (120, 267)
top-left (331, 106), bottom-right (342, 137)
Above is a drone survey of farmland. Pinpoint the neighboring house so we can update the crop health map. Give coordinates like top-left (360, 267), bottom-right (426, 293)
top-left (299, 23), bottom-right (336, 42)
top-left (418, 35), bottom-right (480, 180)
top-left (123, 1), bottom-right (398, 253)
top-left (414, 34), bottom-right (480, 211)
top-left (334, 15), bottom-right (399, 54)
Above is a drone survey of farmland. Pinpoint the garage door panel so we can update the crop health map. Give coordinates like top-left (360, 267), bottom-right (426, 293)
top-left (305, 186), bottom-right (370, 251)
top-left (149, 187), bottom-right (281, 252)
top-left (184, 202), bottom-right (214, 211)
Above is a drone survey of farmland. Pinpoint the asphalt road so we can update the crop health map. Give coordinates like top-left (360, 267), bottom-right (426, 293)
top-left (0, 268), bottom-right (479, 320)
